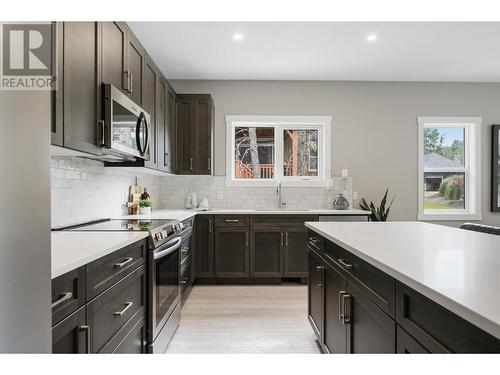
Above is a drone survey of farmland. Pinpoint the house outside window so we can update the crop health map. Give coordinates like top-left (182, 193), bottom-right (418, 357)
top-left (417, 117), bottom-right (482, 221)
top-left (226, 116), bottom-right (331, 187)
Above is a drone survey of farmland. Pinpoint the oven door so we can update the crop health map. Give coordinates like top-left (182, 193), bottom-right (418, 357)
top-left (150, 236), bottom-right (181, 341)
top-left (103, 84), bottom-right (151, 159)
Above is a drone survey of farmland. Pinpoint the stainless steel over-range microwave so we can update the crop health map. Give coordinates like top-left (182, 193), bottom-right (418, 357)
top-left (101, 83), bottom-right (151, 160)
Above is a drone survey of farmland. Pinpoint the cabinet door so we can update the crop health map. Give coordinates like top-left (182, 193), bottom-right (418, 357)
top-left (323, 266), bottom-right (348, 353)
top-left (250, 227), bottom-right (283, 278)
top-left (156, 77), bottom-right (167, 172)
top-left (194, 98), bottom-right (213, 175)
top-left (143, 57), bottom-right (157, 169)
top-left (346, 281), bottom-right (396, 353)
top-left (165, 84), bottom-right (177, 173)
top-left (101, 22), bottom-right (127, 93)
top-left (52, 307), bottom-right (89, 354)
top-left (194, 215), bottom-right (214, 277)
top-left (61, 22), bottom-right (101, 155)
top-left (307, 252), bottom-right (323, 341)
top-left (283, 227), bottom-right (309, 278)
top-left (125, 31), bottom-right (144, 106)
top-left (214, 227), bottom-right (249, 278)
top-left (396, 326), bottom-right (429, 353)
top-left (176, 98), bottom-right (196, 174)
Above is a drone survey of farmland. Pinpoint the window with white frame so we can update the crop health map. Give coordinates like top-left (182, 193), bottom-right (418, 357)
top-left (417, 117), bottom-right (481, 221)
top-left (226, 116), bottom-right (331, 187)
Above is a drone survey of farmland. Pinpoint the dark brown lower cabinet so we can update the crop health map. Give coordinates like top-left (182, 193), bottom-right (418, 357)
top-left (283, 227), bottom-right (309, 277)
top-left (307, 252), bottom-right (323, 340)
top-left (52, 239), bottom-right (147, 354)
top-left (396, 326), bottom-right (429, 353)
top-left (322, 266), bottom-right (347, 353)
top-left (52, 307), bottom-right (89, 354)
top-left (214, 227), bottom-right (249, 278)
top-left (194, 215), bottom-right (214, 277)
top-left (346, 281), bottom-right (396, 353)
top-left (250, 227), bottom-right (283, 278)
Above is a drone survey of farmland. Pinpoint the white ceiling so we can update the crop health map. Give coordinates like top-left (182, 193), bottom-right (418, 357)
top-left (128, 22), bottom-right (500, 82)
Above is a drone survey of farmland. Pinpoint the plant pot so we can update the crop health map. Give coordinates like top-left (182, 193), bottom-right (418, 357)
top-left (139, 207), bottom-right (151, 216)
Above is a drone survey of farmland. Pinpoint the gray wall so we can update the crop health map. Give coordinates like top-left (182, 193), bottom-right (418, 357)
top-left (0, 90), bottom-right (51, 352)
top-left (172, 80), bottom-right (500, 226)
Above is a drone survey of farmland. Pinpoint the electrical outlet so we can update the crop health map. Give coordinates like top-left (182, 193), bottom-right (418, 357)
top-left (353, 191), bottom-right (358, 200)
top-left (217, 191), bottom-right (224, 200)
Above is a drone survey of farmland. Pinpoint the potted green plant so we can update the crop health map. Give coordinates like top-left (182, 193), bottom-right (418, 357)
top-left (139, 199), bottom-right (152, 216)
top-left (359, 189), bottom-right (395, 221)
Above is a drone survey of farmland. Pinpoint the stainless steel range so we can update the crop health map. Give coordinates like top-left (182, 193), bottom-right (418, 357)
top-left (63, 218), bottom-right (184, 353)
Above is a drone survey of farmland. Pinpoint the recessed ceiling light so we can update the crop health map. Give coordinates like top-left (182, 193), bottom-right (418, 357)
top-left (232, 32), bottom-right (244, 42)
top-left (366, 33), bottom-right (377, 43)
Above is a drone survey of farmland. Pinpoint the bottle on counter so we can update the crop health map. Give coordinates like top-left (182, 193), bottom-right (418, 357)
top-left (141, 188), bottom-right (150, 201)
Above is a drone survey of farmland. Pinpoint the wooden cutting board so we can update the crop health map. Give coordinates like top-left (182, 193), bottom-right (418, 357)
top-left (128, 183), bottom-right (143, 214)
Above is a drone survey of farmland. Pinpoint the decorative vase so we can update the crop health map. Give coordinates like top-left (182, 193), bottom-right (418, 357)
top-left (139, 207), bottom-right (151, 216)
top-left (333, 193), bottom-right (350, 210)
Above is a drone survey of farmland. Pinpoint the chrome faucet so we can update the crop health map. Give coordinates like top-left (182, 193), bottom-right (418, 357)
top-left (277, 181), bottom-right (286, 209)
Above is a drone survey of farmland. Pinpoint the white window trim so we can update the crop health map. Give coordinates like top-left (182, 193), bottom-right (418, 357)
top-left (225, 115), bottom-right (331, 187)
top-left (417, 116), bottom-right (482, 221)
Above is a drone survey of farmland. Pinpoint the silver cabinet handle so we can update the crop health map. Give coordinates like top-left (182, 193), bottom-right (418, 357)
top-left (225, 219), bottom-right (239, 223)
top-left (315, 265), bottom-right (325, 287)
top-left (129, 72), bottom-right (133, 94)
top-left (51, 292), bottom-right (73, 309)
top-left (280, 232), bottom-right (284, 246)
top-left (190, 158), bottom-right (194, 171)
top-left (208, 219), bottom-right (212, 233)
top-left (79, 325), bottom-right (91, 353)
top-left (114, 257), bottom-right (133, 269)
top-left (285, 232), bottom-right (289, 246)
top-left (245, 232), bottom-right (249, 247)
top-left (341, 294), bottom-right (352, 324)
top-left (164, 153), bottom-right (169, 166)
top-left (114, 302), bottom-right (133, 316)
top-left (338, 258), bottom-right (353, 269)
top-left (208, 157), bottom-right (211, 171)
top-left (123, 71), bottom-right (130, 91)
top-left (338, 290), bottom-right (347, 320)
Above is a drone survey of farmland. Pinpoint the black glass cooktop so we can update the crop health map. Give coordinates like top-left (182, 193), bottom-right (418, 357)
top-left (68, 219), bottom-right (175, 232)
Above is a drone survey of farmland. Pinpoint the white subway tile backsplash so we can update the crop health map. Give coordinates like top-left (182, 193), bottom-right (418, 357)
top-left (51, 158), bottom-right (336, 227)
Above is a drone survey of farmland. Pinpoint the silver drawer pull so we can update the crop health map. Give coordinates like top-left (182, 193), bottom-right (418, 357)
top-left (51, 292), bottom-right (73, 309)
top-left (225, 219), bottom-right (239, 223)
top-left (338, 258), bottom-right (353, 269)
top-left (114, 257), bottom-right (133, 269)
top-left (114, 302), bottom-right (133, 316)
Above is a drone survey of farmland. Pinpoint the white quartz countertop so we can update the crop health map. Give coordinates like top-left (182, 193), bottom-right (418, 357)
top-left (114, 208), bottom-right (370, 219)
top-left (304, 221), bottom-right (500, 340)
top-left (51, 231), bottom-right (149, 279)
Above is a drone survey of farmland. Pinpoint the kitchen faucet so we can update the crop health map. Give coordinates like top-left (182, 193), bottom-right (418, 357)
top-left (276, 181), bottom-right (286, 209)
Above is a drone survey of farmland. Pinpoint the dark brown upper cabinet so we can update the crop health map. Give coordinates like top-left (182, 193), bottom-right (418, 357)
top-left (158, 78), bottom-right (176, 174)
top-left (142, 55), bottom-right (158, 169)
top-left (101, 22), bottom-right (145, 106)
top-left (176, 94), bottom-right (214, 175)
top-left (51, 22), bottom-right (101, 155)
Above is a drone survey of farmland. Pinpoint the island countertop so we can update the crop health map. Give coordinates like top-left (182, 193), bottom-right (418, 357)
top-left (304, 221), bottom-right (500, 340)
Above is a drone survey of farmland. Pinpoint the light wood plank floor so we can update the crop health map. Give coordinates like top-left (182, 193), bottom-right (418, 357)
top-left (166, 285), bottom-right (321, 354)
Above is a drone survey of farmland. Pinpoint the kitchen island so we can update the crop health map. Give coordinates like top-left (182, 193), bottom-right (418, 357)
top-left (304, 221), bottom-right (500, 353)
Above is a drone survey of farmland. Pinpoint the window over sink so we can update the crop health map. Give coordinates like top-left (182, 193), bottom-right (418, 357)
top-left (226, 116), bottom-right (331, 187)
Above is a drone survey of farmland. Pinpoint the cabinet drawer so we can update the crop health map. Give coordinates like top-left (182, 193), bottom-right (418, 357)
top-left (250, 215), bottom-right (318, 227)
top-left (99, 311), bottom-right (146, 353)
top-left (307, 230), bottom-right (324, 253)
top-left (214, 215), bottom-right (249, 227)
top-left (396, 326), bottom-right (429, 353)
top-left (52, 267), bottom-right (86, 325)
top-left (87, 265), bottom-right (146, 353)
top-left (52, 306), bottom-right (89, 354)
top-left (324, 240), bottom-right (395, 317)
top-left (86, 239), bottom-right (147, 300)
top-left (395, 281), bottom-right (500, 353)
